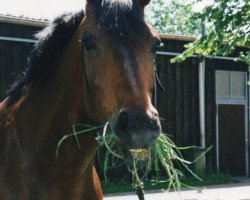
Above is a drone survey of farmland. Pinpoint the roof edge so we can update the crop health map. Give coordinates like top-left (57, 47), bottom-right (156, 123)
top-left (0, 16), bottom-right (198, 40)
top-left (0, 15), bottom-right (49, 28)
top-left (159, 33), bottom-right (196, 42)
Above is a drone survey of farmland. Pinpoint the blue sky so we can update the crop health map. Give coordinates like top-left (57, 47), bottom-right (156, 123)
top-left (0, 0), bottom-right (213, 20)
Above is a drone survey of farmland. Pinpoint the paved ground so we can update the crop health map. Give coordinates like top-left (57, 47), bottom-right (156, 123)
top-left (104, 178), bottom-right (250, 200)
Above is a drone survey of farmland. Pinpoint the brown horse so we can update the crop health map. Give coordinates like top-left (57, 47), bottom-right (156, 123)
top-left (0, 0), bottom-right (161, 199)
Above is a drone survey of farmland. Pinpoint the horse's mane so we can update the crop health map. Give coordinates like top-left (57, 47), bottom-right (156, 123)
top-left (6, 10), bottom-right (85, 104)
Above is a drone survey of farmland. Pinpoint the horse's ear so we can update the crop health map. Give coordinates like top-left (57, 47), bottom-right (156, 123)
top-left (137, 0), bottom-right (151, 7)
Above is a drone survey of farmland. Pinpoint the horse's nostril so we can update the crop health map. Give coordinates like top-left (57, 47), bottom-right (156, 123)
top-left (117, 111), bottom-right (129, 131)
top-left (148, 120), bottom-right (158, 131)
top-left (116, 110), bottom-right (160, 133)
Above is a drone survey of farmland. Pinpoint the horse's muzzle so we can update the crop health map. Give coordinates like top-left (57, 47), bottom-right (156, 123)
top-left (113, 106), bottom-right (161, 150)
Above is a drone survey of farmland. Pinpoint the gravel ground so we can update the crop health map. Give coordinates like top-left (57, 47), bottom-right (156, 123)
top-left (104, 178), bottom-right (250, 200)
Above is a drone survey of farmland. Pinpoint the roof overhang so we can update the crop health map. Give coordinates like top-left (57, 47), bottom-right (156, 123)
top-left (159, 33), bottom-right (196, 42)
top-left (0, 14), bottom-right (49, 28)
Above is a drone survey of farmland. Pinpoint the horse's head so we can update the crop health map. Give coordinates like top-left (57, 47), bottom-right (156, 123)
top-left (79, 0), bottom-right (161, 154)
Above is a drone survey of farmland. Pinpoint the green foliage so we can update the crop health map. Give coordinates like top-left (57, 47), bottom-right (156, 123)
top-left (172, 0), bottom-right (250, 67)
top-left (145, 0), bottom-right (201, 35)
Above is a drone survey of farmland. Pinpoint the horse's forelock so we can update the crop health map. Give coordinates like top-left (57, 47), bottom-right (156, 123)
top-left (88, 0), bottom-right (147, 41)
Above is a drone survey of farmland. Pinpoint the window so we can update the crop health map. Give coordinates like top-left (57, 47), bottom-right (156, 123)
top-left (231, 73), bottom-right (246, 99)
top-left (216, 72), bottom-right (230, 99)
top-left (216, 71), bottom-right (247, 100)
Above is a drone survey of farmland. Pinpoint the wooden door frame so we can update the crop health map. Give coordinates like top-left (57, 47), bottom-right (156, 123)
top-left (215, 70), bottom-right (249, 177)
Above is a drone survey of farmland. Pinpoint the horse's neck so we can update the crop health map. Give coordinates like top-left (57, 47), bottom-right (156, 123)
top-left (0, 41), bottom-right (98, 190)
top-left (21, 51), bottom-right (87, 143)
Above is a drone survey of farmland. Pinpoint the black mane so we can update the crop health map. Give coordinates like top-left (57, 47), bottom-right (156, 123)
top-left (7, 11), bottom-right (85, 102)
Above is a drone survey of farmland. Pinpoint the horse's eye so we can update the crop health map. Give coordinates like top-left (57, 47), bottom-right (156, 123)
top-left (82, 37), bottom-right (97, 53)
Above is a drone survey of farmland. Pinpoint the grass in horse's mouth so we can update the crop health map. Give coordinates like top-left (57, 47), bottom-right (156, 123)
top-left (129, 149), bottom-right (150, 161)
top-left (56, 122), bottom-right (211, 191)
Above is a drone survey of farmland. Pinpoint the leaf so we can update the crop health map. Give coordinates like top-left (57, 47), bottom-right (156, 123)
top-left (171, 0), bottom-right (250, 68)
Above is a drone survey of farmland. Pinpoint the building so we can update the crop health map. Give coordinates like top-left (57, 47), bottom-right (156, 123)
top-left (157, 34), bottom-right (249, 177)
top-left (0, 14), bottom-right (48, 99)
top-left (0, 15), bottom-right (249, 177)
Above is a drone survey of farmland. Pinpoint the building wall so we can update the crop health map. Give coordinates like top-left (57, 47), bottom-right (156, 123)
top-left (0, 22), bottom-right (42, 100)
top-left (156, 39), bottom-right (200, 147)
top-left (0, 22), bottom-right (41, 38)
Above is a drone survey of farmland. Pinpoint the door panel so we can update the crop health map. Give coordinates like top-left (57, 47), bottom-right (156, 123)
top-left (218, 104), bottom-right (246, 176)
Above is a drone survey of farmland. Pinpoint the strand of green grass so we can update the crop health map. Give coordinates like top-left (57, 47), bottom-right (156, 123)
top-left (156, 134), bottom-right (203, 183)
top-left (56, 125), bottom-right (103, 159)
